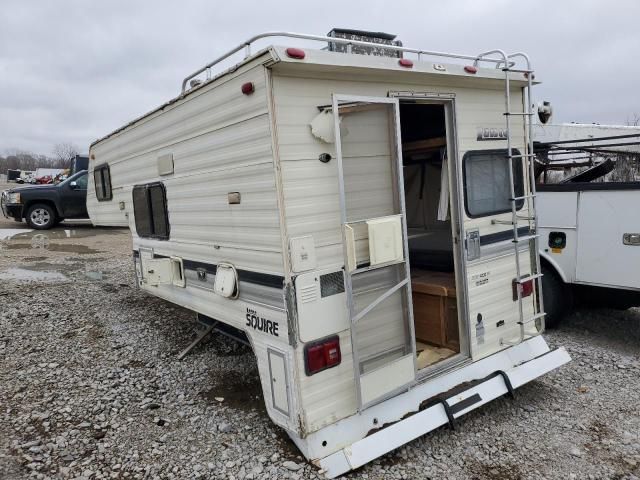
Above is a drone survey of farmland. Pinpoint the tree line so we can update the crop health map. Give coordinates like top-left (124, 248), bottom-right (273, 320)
top-left (0, 143), bottom-right (80, 174)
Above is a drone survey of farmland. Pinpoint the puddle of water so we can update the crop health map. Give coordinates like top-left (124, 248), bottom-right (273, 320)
top-left (1, 227), bottom-right (125, 242)
top-left (3, 243), bottom-right (101, 254)
top-left (85, 271), bottom-right (105, 281)
top-left (0, 267), bottom-right (67, 281)
top-left (0, 228), bottom-right (32, 241)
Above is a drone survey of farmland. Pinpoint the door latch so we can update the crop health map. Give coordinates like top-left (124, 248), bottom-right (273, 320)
top-left (197, 268), bottom-right (207, 281)
top-left (623, 233), bottom-right (640, 246)
top-left (466, 229), bottom-right (481, 261)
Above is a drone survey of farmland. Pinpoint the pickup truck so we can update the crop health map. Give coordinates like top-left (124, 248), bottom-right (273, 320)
top-left (1, 170), bottom-right (89, 229)
top-left (537, 181), bottom-right (640, 327)
top-left (534, 123), bottom-right (640, 327)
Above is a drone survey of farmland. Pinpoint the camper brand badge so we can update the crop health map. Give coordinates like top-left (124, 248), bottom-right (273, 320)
top-left (246, 308), bottom-right (279, 337)
top-left (471, 271), bottom-right (490, 287)
top-left (476, 127), bottom-right (508, 141)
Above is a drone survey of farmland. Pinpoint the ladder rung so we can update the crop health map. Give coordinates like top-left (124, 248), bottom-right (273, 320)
top-left (503, 68), bottom-right (533, 74)
top-left (518, 312), bottom-right (546, 325)
top-left (504, 112), bottom-right (534, 116)
top-left (515, 273), bottom-right (543, 284)
top-left (510, 194), bottom-right (535, 201)
top-left (509, 154), bottom-right (536, 159)
top-left (512, 234), bottom-right (539, 243)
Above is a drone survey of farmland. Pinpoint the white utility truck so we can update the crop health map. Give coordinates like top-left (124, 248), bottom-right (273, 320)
top-left (87, 30), bottom-right (570, 477)
top-left (534, 123), bottom-right (640, 326)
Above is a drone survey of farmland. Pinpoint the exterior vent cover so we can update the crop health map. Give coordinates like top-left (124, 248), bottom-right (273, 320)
top-left (320, 271), bottom-right (345, 298)
top-left (327, 28), bottom-right (402, 58)
top-left (299, 284), bottom-right (317, 304)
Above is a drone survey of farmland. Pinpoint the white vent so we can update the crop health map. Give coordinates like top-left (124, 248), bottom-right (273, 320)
top-left (295, 269), bottom-right (349, 342)
top-left (298, 284), bottom-right (317, 304)
top-left (157, 153), bottom-right (174, 176)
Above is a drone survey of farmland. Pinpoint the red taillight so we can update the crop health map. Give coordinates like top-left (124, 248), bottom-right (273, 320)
top-left (241, 82), bottom-right (254, 95)
top-left (286, 47), bottom-right (305, 59)
top-left (513, 277), bottom-right (534, 301)
top-left (398, 58), bottom-right (413, 68)
top-left (304, 336), bottom-right (341, 375)
top-left (464, 65), bottom-right (478, 74)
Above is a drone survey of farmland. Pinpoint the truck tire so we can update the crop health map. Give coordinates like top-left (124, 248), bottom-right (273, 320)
top-left (25, 203), bottom-right (57, 230)
top-left (541, 265), bottom-right (572, 329)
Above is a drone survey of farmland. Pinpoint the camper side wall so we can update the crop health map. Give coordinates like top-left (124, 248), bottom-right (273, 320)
top-left (87, 58), bottom-right (302, 434)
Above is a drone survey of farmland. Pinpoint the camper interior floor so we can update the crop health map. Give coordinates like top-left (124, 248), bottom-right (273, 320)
top-left (415, 342), bottom-right (456, 370)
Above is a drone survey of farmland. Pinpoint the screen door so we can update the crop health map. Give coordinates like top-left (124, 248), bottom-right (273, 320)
top-left (332, 94), bottom-right (416, 410)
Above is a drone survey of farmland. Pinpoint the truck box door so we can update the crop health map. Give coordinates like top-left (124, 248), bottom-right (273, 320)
top-left (576, 190), bottom-right (640, 289)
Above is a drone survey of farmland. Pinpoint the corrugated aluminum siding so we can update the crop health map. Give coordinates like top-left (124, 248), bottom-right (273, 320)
top-left (88, 62), bottom-right (284, 275)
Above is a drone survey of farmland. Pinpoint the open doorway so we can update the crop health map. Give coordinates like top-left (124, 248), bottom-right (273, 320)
top-left (399, 101), bottom-right (461, 371)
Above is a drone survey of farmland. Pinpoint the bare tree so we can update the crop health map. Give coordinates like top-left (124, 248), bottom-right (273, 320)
top-left (0, 148), bottom-right (74, 175)
top-left (52, 142), bottom-right (80, 169)
top-left (626, 113), bottom-right (640, 127)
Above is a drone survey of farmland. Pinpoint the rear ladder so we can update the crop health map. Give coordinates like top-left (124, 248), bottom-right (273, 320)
top-left (475, 51), bottom-right (546, 344)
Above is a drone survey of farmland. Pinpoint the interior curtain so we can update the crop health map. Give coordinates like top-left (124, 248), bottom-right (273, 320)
top-left (437, 148), bottom-right (449, 221)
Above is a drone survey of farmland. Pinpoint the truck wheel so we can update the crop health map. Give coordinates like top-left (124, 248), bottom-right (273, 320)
top-left (541, 265), bottom-right (572, 329)
top-left (26, 203), bottom-right (56, 230)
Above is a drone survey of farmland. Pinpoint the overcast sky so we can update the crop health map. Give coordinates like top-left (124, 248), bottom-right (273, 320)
top-left (1, 0), bottom-right (639, 155)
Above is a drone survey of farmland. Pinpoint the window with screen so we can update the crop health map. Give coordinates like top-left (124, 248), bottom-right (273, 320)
top-left (132, 183), bottom-right (169, 240)
top-left (93, 164), bottom-right (112, 201)
top-left (463, 149), bottom-right (524, 217)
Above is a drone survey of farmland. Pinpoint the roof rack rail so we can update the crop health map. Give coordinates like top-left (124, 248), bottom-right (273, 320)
top-left (181, 31), bottom-right (525, 94)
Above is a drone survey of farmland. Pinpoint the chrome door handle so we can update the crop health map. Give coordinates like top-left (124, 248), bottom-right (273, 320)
top-left (623, 233), bottom-right (640, 246)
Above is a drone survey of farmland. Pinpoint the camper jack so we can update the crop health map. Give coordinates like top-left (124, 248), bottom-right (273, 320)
top-left (88, 29), bottom-right (570, 477)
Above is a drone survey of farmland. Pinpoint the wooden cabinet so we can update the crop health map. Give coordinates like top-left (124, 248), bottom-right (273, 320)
top-left (411, 270), bottom-right (460, 352)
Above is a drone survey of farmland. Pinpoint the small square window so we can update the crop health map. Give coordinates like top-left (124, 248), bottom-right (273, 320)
top-left (93, 164), bottom-right (113, 201)
top-left (463, 149), bottom-right (524, 218)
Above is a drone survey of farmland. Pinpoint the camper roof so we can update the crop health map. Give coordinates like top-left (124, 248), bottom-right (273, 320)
top-left (91, 31), bottom-right (535, 148)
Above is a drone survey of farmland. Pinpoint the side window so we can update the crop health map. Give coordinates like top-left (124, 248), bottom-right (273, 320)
top-left (76, 173), bottom-right (88, 189)
top-left (94, 164), bottom-right (112, 201)
top-left (132, 183), bottom-right (169, 240)
top-left (463, 149), bottom-right (524, 218)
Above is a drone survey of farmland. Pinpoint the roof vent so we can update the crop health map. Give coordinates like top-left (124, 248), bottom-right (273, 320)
top-left (327, 28), bottom-right (402, 58)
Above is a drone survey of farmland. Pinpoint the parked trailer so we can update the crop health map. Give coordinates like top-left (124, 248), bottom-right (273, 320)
top-left (87, 30), bottom-right (569, 477)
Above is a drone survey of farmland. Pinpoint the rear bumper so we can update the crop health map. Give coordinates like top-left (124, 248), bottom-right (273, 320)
top-left (305, 336), bottom-right (570, 478)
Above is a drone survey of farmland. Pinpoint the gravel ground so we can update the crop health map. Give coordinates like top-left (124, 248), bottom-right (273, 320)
top-left (0, 198), bottom-right (639, 479)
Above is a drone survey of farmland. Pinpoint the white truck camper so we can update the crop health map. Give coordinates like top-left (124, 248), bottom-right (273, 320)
top-left (87, 30), bottom-right (570, 477)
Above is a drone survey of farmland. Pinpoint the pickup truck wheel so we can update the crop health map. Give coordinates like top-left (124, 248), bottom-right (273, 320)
top-left (541, 265), bottom-right (572, 329)
top-left (26, 204), bottom-right (56, 230)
